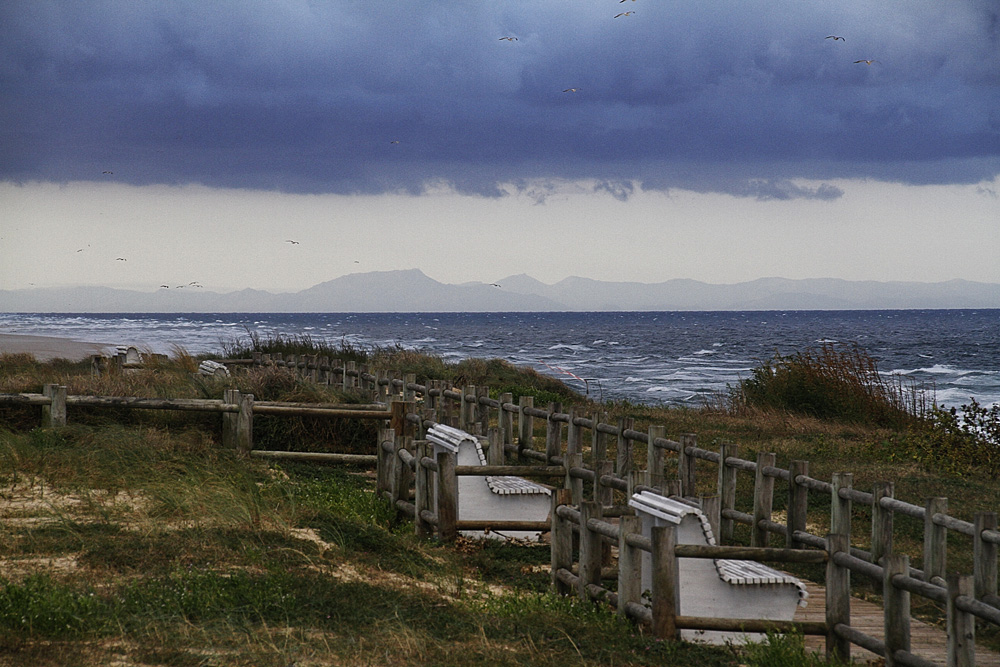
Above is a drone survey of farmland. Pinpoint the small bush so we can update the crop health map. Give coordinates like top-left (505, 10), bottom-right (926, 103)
top-left (727, 344), bottom-right (927, 428)
top-left (891, 399), bottom-right (1000, 477)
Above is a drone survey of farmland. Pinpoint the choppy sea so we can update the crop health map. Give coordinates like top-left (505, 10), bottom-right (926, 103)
top-left (2, 311), bottom-right (998, 409)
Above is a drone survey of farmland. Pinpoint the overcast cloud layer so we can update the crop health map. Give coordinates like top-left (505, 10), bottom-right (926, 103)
top-left (2, 1), bottom-right (999, 199)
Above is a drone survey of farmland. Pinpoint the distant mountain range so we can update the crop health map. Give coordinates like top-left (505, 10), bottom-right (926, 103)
top-left (2, 270), bottom-right (999, 312)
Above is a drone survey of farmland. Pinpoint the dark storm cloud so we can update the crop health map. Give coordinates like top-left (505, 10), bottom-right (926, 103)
top-left (1, 1), bottom-right (998, 198)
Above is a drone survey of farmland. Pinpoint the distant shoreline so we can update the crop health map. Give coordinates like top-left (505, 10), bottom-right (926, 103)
top-left (0, 333), bottom-right (116, 362)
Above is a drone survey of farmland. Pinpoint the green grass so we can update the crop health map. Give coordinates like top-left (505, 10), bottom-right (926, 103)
top-left (5, 342), bottom-right (999, 665)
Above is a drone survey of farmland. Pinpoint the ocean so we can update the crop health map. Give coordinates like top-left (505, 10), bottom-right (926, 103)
top-left (2, 310), bottom-right (998, 409)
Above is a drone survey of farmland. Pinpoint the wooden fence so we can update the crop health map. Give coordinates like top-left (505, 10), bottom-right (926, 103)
top-left (6, 355), bottom-right (1000, 666)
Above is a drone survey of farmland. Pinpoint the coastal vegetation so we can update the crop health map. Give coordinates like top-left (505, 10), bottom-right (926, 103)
top-left (1, 337), bottom-right (998, 665)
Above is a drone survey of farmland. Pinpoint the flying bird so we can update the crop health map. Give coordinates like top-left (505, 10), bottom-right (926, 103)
top-left (619, 0), bottom-right (636, 3)
top-left (76, 249), bottom-right (84, 252)
top-left (499, 36), bottom-right (517, 41)
top-left (102, 170), bottom-right (113, 174)
top-left (854, 59), bottom-right (878, 65)
top-left (390, 140), bottom-right (400, 144)
top-left (614, 11), bottom-right (634, 17)
top-left (286, 239), bottom-right (299, 244)
top-left (116, 257), bottom-right (127, 261)
top-left (490, 283), bottom-right (501, 288)
top-left (825, 35), bottom-right (845, 41)
top-left (562, 88), bottom-right (580, 92)
top-left (160, 285), bottom-right (170, 288)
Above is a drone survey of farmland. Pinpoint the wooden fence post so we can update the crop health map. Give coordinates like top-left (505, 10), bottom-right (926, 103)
top-left (826, 532), bottom-right (851, 664)
top-left (651, 524), bottom-right (680, 641)
top-left (924, 497), bottom-right (948, 585)
top-left (551, 489), bottom-right (573, 595)
top-left (235, 393), bottom-right (253, 457)
top-left (499, 392), bottom-right (513, 452)
top-left (618, 514), bottom-right (643, 620)
top-left (592, 411), bottom-right (608, 462)
top-left (222, 389), bottom-right (240, 449)
top-left (566, 453), bottom-right (584, 505)
top-left (376, 427), bottom-right (395, 498)
top-left (786, 460), bottom-right (808, 549)
top-left (831, 472), bottom-right (853, 538)
top-left (871, 481), bottom-right (895, 565)
top-left (517, 395), bottom-right (534, 457)
top-left (343, 361), bottom-right (355, 389)
top-left (647, 425), bottom-right (666, 491)
top-left (414, 440), bottom-right (431, 538)
top-left (567, 407), bottom-right (581, 457)
top-left (579, 501), bottom-right (604, 601)
top-left (437, 449), bottom-right (457, 542)
top-left (718, 443), bottom-right (738, 545)
top-left (751, 452), bottom-right (776, 548)
top-left (974, 512), bottom-right (998, 602)
top-left (701, 495), bottom-right (721, 545)
top-left (41, 384), bottom-right (67, 427)
top-left (476, 385), bottom-right (490, 436)
top-left (594, 460), bottom-right (614, 505)
top-left (546, 403), bottom-right (562, 464)
top-left (884, 554), bottom-right (911, 667)
top-left (487, 427), bottom-right (503, 466)
top-left (616, 417), bottom-right (634, 480)
top-left (679, 433), bottom-right (697, 497)
top-left (947, 573), bottom-right (976, 667)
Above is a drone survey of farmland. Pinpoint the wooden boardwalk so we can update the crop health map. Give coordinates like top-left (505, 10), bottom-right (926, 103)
top-left (794, 580), bottom-right (1000, 666)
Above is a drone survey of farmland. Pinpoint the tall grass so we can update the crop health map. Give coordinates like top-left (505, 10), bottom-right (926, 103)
top-left (726, 343), bottom-right (929, 428)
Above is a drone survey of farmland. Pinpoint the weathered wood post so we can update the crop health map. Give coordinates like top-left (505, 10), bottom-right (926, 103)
top-left (974, 512), bottom-right (998, 602)
top-left (41, 384), bottom-right (67, 427)
top-left (924, 497), bottom-right (948, 585)
top-left (390, 400), bottom-right (415, 440)
top-left (551, 489), bottom-right (574, 595)
top-left (595, 459), bottom-right (614, 565)
top-left (414, 440), bottom-right (432, 538)
top-left (567, 407), bottom-right (583, 457)
top-left (566, 453), bottom-right (584, 505)
top-left (616, 417), bottom-right (634, 480)
top-left (579, 501), bottom-right (604, 601)
top-left (376, 427), bottom-right (395, 498)
top-left (831, 472), bottom-right (853, 539)
top-left (947, 573), bottom-right (976, 667)
top-left (344, 361), bottom-right (356, 389)
top-left (871, 481), bottom-right (895, 565)
top-left (884, 554), bottom-right (911, 667)
top-left (751, 452), bottom-right (776, 548)
top-left (651, 524), bottom-right (680, 641)
top-left (487, 427), bottom-right (503, 466)
top-left (403, 373), bottom-right (416, 402)
top-left (701, 494), bottom-right (721, 544)
top-left (679, 433), bottom-right (697, 497)
top-left (235, 393), bottom-right (254, 457)
top-left (330, 358), bottom-right (342, 387)
top-left (592, 411), bottom-right (608, 462)
top-left (826, 532), bottom-right (851, 663)
top-left (718, 442), bottom-right (738, 544)
top-left (499, 392), bottom-right (513, 452)
top-left (460, 385), bottom-right (475, 431)
top-left (222, 388), bottom-right (240, 449)
top-left (618, 514), bottom-right (643, 620)
top-left (476, 385), bottom-right (490, 436)
top-left (518, 395), bottom-right (534, 458)
top-left (647, 425), bottom-right (666, 492)
top-left (787, 460), bottom-right (809, 549)
top-left (545, 403), bottom-right (563, 465)
top-left (437, 448), bottom-right (458, 542)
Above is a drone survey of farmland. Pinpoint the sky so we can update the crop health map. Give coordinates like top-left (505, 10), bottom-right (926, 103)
top-left (1, 0), bottom-right (998, 293)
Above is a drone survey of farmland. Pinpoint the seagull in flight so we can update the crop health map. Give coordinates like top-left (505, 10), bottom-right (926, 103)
top-left (160, 285), bottom-right (170, 288)
top-left (854, 59), bottom-right (878, 65)
top-left (490, 283), bottom-right (501, 288)
top-left (116, 257), bottom-right (127, 261)
top-left (499, 36), bottom-right (517, 41)
top-left (562, 88), bottom-right (580, 93)
top-left (825, 35), bottom-right (845, 41)
top-left (614, 11), bottom-right (634, 17)
top-left (102, 170), bottom-right (113, 175)
top-left (390, 140), bottom-right (400, 144)
top-left (286, 239), bottom-right (299, 244)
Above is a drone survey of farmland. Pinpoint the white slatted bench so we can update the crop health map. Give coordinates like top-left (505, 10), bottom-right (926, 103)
top-left (427, 424), bottom-right (551, 540)
top-left (629, 490), bottom-right (808, 644)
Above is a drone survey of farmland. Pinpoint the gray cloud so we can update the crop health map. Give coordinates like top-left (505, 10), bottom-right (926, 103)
top-left (1, 1), bottom-right (997, 199)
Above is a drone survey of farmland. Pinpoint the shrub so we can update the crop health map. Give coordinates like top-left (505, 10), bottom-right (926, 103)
top-left (727, 344), bottom-right (927, 428)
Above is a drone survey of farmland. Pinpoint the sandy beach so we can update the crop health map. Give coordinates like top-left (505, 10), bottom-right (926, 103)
top-left (0, 333), bottom-right (116, 362)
